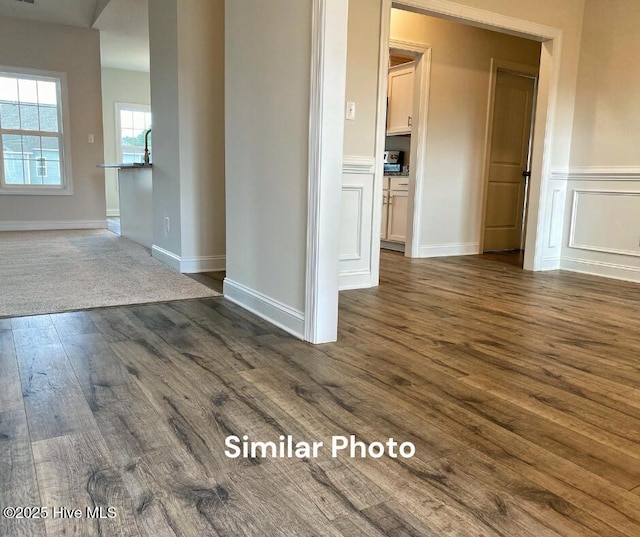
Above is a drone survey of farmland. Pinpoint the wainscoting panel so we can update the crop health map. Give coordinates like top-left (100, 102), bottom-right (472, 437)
top-left (339, 156), bottom-right (375, 290)
top-left (569, 190), bottom-right (640, 257)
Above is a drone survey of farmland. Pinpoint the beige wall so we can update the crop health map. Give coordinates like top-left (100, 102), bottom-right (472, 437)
top-left (100, 68), bottom-right (151, 216)
top-left (225, 0), bottom-right (311, 314)
top-left (391, 10), bottom-right (541, 248)
top-left (177, 0), bottom-right (226, 266)
top-left (343, 0), bottom-right (382, 158)
top-left (570, 0), bottom-right (640, 167)
top-left (0, 16), bottom-right (105, 226)
top-left (149, 0), bottom-right (225, 270)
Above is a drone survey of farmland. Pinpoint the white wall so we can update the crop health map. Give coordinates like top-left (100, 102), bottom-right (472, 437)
top-left (225, 0), bottom-right (312, 335)
top-left (390, 10), bottom-right (541, 253)
top-left (561, 0), bottom-right (640, 281)
top-left (100, 68), bottom-right (151, 217)
top-left (148, 0), bottom-right (225, 273)
top-left (0, 16), bottom-right (105, 229)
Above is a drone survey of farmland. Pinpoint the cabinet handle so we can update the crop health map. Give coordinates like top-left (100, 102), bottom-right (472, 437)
top-left (398, 182), bottom-right (408, 186)
top-left (408, 116), bottom-right (412, 127)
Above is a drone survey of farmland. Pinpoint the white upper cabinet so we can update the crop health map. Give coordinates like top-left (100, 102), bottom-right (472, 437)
top-left (386, 62), bottom-right (415, 136)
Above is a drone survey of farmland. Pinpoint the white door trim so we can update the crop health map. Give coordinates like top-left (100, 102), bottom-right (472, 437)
top-left (305, 0), bottom-right (349, 344)
top-left (389, 38), bottom-right (431, 259)
top-left (479, 59), bottom-right (539, 254)
top-left (376, 0), bottom-right (562, 272)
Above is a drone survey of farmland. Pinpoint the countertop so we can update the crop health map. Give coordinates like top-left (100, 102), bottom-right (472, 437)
top-left (98, 163), bottom-right (152, 169)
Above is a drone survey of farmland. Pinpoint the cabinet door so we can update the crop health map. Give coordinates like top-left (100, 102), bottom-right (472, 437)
top-left (387, 189), bottom-right (409, 242)
top-left (387, 63), bottom-right (415, 136)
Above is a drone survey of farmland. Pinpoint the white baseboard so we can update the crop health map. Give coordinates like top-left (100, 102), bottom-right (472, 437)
top-left (418, 242), bottom-right (479, 258)
top-left (180, 255), bottom-right (226, 273)
top-left (152, 245), bottom-right (226, 274)
top-left (561, 256), bottom-right (640, 283)
top-left (151, 245), bottom-right (181, 271)
top-left (0, 220), bottom-right (106, 232)
top-left (223, 278), bottom-right (305, 339)
top-left (539, 257), bottom-right (561, 271)
top-left (106, 210), bottom-right (120, 217)
top-left (339, 269), bottom-right (374, 291)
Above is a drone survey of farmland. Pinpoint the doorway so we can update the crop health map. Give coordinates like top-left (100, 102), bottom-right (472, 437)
top-left (481, 63), bottom-right (538, 266)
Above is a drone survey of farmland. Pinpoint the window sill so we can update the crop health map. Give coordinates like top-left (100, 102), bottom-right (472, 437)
top-left (0, 186), bottom-right (73, 196)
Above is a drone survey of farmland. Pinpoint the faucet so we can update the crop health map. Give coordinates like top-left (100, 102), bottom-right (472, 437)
top-left (143, 129), bottom-right (152, 165)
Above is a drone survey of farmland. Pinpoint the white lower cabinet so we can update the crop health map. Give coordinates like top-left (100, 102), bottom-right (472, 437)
top-left (381, 176), bottom-right (409, 244)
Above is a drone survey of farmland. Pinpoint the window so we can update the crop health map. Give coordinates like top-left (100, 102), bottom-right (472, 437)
top-left (0, 67), bottom-right (72, 195)
top-left (115, 103), bottom-right (151, 165)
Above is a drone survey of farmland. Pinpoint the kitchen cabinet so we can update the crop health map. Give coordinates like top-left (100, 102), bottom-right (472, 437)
top-left (381, 176), bottom-right (409, 244)
top-left (386, 62), bottom-right (415, 136)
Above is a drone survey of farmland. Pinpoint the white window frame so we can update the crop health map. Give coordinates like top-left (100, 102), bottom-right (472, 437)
top-left (0, 66), bottom-right (73, 196)
top-left (114, 102), bottom-right (151, 165)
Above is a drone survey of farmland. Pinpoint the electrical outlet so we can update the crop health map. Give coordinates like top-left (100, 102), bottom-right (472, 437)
top-left (165, 217), bottom-right (170, 234)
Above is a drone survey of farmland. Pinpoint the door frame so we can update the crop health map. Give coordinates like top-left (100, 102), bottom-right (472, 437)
top-left (305, 0), bottom-right (562, 342)
top-left (381, 38), bottom-right (432, 263)
top-left (371, 0), bottom-right (562, 273)
top-left (478, 59), bottom-right (539, 254)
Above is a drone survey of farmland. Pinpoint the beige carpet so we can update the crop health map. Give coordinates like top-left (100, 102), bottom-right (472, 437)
top-left (0, 229), bottom-right (219, 318)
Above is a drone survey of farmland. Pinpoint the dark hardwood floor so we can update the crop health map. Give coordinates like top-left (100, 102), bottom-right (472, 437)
top-left (2, 250), bottom-right (640, 536)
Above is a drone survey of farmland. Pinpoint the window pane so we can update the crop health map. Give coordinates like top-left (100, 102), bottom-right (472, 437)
top-left (43, 161), bottom-right (60, 185)
top-left (38, 105), bottom-right (58, 132)
top-left (121, 110), bottom-right (133, 129)
top-left (0, 76), bottom-right (18, 102)
top-left (2, 134), bottom-right (22, 156)
top-left (0, 102), bottom-right (20, 129)
top-left (4, 158), bottom-right (24, 184)
top-left (20, 104), bottom-right (39, 131)
top-left (22, 135), bottom-right (41, 159)
top-left (132, 111), bottom-right (146, 131)
top-left (37, 80), bottom-right (57, 106)
top-left (18, 79), bottom-right (38, 104)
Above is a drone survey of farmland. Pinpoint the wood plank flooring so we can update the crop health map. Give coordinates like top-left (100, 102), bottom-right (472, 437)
top-left (2, 250), bottom-right (640, 536)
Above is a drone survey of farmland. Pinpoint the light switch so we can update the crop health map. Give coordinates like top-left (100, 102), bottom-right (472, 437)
top-left (88, 134), bottom-right (95, 144)
top-left (345, 101), bottom-right (356, 121)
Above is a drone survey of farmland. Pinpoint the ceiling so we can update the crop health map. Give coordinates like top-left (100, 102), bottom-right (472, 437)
top-left (0, 0), bottom-right (150, 72)
top-left (93, 0), bottom-right (150, 72)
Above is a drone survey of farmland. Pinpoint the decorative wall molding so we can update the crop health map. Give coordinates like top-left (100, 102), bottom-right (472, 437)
top-left (569, 189), bottom-right (640, 258)
top-left (418, 242), bottom-right (479, 258)
top-left (106, 210), bottom-right (120, 217)
top-left (0, 220), bottom-right (106, 232)
top-left (342, 156), bottom-right (376, 175)
top-left (339, 185), bottom-right (364, 261)
top-left (561, 257), bottom-right (640, 284)
top-left (224, 278), bottom-right (305, 339)
top-left (552, 167), bottom-right (640, 181)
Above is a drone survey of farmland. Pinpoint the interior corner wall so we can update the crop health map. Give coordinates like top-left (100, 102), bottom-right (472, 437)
top-left (177, 0), bottom-right (226, 272)
top-left (389, 10), bottom-right (541, 253)
top-left (0, 16), bottom-right (105, 228)
top-left (100, 68), bottom-right (151, 217)
top-left (225, 0), bottom-right (311, 336)
top-left (149, 0), bottom-right (182, 260)
top-left (561, 0), bottom-right (640, 281)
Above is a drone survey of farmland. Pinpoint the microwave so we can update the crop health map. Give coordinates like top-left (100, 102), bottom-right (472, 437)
top-left (383, 150), bottom-right (402, 164)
